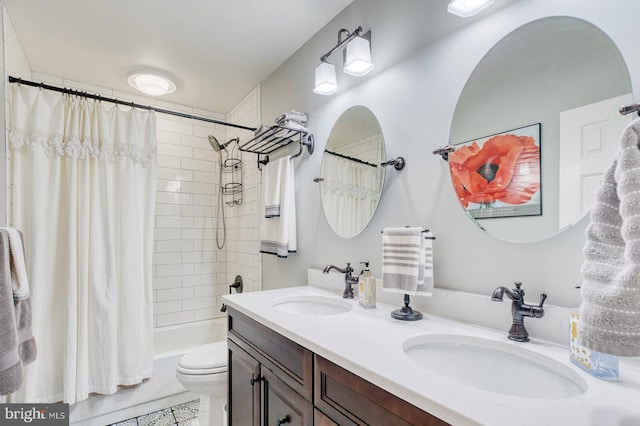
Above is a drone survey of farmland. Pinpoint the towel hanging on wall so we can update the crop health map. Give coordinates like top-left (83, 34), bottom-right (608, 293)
top-left (259, 156), bottom-right (297, 257)
top-left (578, 118), bottom-right (640, 356)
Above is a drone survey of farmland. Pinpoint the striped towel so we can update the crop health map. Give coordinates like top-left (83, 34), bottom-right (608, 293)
top-left (382, 227), bottom-right (434, 296)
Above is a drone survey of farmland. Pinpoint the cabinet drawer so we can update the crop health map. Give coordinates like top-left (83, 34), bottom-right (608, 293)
top-left (227, 308), bottom-right (313, 400)
top-left (314, 355), bottom-right (450, 426)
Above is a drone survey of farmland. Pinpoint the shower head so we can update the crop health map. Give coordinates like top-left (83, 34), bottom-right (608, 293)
top-left (208, 135), bottom-right (230, 153)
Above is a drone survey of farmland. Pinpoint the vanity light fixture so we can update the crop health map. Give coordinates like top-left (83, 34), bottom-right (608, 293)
top-left (343, 35), bottom-right (375, 76)
top-left (313, 26), bottom-right (374, 95)
top-left (447, 0), bottom-right (495, 17)
top-left (313, 61), bottom-right (340, 95)
top-left (127, 71), bottom-right (176, 96)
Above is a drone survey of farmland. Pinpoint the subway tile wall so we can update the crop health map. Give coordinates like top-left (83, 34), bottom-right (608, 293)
top-left (224, 86), bottom-right (262, 297)
top-left (152, 110), bottom-right (230, 327)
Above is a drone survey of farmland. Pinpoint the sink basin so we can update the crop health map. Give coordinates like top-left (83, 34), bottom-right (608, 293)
top-left (403, 334), bottom-right (588, 399)
top-left (272, 295), bottom-right (352, 315)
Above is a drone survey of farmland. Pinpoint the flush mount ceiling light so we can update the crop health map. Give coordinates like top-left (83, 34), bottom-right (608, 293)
top-left (127, 72), bottom-right (176, 96)
top-left (313, 26), bottom-right (374, 96)
top-left (447, 0), bottom-right (495, 17)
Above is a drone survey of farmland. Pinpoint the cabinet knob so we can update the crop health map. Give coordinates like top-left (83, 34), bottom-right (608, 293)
top-left (276, 415), bottom-right (291, 425)
top-left (249, 375), bottom-right (263, 386)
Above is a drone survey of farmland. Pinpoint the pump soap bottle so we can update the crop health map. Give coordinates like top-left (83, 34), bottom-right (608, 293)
top-left (358, 262), bottom-right (376, 309)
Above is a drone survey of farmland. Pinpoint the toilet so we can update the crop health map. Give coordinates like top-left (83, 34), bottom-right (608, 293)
top-left (176, 341), bottom-right (228, 426)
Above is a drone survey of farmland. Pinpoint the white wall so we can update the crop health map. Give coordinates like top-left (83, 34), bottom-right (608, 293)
top-left (260, 0), bottom-right (640, 309)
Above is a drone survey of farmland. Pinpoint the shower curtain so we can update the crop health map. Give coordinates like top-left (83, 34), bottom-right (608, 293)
top-left (7, 85), bottom-right (157, 404)
top-left (321, 154), bottom-right (381, 236)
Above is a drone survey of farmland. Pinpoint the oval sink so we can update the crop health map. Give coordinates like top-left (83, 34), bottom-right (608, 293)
top-left (403, 334), bottom-right (587, 399)
top-left (272, 295), bottom-right (352, 315)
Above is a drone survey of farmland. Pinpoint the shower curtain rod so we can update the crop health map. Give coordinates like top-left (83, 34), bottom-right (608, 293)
top-left (324, 148), bottom-right (377, 168)
top-left (7, 75), bottom-right (258, 132)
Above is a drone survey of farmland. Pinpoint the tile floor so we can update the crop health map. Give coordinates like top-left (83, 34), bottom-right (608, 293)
top-left (109, 399), bottom-right (199, 426)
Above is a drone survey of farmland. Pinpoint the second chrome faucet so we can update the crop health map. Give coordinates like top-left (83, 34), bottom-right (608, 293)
top-left (323, 263), bottom-right (359, 299)
top-left (491, 282), bottom-right (547, 342)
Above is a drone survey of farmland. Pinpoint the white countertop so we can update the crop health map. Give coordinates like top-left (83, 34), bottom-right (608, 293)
top-left (223, 286), bottom-right (640, 426)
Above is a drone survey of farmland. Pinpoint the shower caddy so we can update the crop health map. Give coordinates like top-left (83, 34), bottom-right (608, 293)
top-left (222, 151), bottom-right (243, 207)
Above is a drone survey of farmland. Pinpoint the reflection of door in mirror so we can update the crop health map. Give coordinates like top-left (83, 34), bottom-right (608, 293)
top-left (320, 106), bottom-right (386, 238)
top-left (448, 16), bottom-right (632, 243)
top-left (558, 93), bottom-right (632, 228)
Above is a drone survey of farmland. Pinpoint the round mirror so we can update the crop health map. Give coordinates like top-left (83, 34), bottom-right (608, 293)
top-left (448, 17), bottom-right (632, 243)
top-left (320, 106), bottom-right (386, 238)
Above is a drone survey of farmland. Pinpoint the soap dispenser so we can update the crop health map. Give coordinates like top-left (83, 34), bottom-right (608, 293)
top-left (358, 262), bottom-right (376, 309)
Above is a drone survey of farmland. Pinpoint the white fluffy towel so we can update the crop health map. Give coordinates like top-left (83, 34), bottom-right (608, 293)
top-left (382, 227), bottom-right (434, 296)
top-left (262, 157), bottom-right (284, 218)
top-left (0, 228), bottom-right (30, 301)
top-left (259, 156), bottom-right (297, 257)
top-left (578, 118), bottom-right (640, 356)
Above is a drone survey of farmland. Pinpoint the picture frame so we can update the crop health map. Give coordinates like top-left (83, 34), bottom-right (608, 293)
top-left (449, 123), bottom-right (542, 219)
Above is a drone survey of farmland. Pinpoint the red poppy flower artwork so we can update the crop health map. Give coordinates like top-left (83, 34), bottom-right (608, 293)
top-left (449, 123), bottom-right (541, 219)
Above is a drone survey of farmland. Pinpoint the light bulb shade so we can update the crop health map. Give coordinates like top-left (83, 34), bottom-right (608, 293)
top-left (313, 62), bottom-right (339, 95)
top-left (127, 72), bottom-right (176, 96)
top-left (343, 36), bottom-right (375, 77)
top-left (447, 0), bottom-right (495, 17)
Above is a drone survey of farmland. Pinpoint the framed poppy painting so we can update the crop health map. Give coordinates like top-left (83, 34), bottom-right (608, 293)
top-left (449, 123), bottom-right (541, 219)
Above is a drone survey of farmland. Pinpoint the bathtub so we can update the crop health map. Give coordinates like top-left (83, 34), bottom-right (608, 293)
top-left (69, 318), bottom-right (227, 426)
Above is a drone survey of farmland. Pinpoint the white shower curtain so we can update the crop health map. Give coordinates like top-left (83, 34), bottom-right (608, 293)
top-left (321, 154), bottom-right (381, 237)
top-left (7, 85), bottom-right (157, 404)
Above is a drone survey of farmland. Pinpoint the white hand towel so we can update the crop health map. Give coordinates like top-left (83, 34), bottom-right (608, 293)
top-left (419, 231), bottom-right (435, 297)
top-left (382, 227), bottom-right (424, 295)
top-left (0, 228), bottom-right (29, 301)
top-left (262, 157), bottom-right (284, 218)
top-left (260, 156), bottom-right (297, 257)
top-left (275, 110), bottom-right (308, 126)
top-left (578, 118), bottom-right (640, 356)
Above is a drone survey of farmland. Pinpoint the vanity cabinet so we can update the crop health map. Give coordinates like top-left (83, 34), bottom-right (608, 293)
top-left (227, 308), bottom-right (449, 425)
top-left (227, 307), bottom-right (313, 425)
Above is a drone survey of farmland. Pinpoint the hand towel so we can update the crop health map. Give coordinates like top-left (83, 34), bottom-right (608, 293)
top-left (0, 230), bottom-right (24, 395)
top-left (260, 156), bottom-right (297, 257)
top-left (262, 157), bottom-right (284, 218)
top-left (382, 227), bottom-right (433, 296)
top-left (0, 228), bottom-right (30, 301)
top-left (275, 110), bottom-right (308, 126)
top-left (578, 118), bottom-right (640, 356)
top-left (279, 121), bottom-right (309, 133)
top-left (420, 231), bottom-right (435, 297)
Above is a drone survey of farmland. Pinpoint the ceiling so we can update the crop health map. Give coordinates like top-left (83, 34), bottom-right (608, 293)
top-left (1, 0), bottom-right (353, 113)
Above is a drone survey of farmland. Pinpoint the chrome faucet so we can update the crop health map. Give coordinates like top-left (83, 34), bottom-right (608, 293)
top-left (323, 263), bottom-right (358, 299)
top-left (491, 282), bottom-right (547, 342)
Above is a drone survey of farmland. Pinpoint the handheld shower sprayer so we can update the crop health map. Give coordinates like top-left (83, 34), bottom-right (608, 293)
top-left (208, 135), bottom-right (240, 249)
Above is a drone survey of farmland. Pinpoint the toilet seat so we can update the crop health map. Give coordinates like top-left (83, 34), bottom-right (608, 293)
top-left (177, 341), bottom-right (227, 375)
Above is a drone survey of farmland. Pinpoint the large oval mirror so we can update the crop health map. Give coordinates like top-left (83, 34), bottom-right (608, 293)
top-left (448, 16), bottom-right (632, 243)
top-left (320, 106), bottom-right (386, 238)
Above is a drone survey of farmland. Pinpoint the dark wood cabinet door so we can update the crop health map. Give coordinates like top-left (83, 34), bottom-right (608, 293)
top-left (229, 340), bottom-right (261, 425)
top-left (262, 366), bottom-right (313, 426)
top-left (314, 409), bottom-right (339, 426)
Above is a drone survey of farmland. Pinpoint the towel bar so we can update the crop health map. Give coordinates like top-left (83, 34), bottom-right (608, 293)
top-left (239, 123), bottom-right (314, 170)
